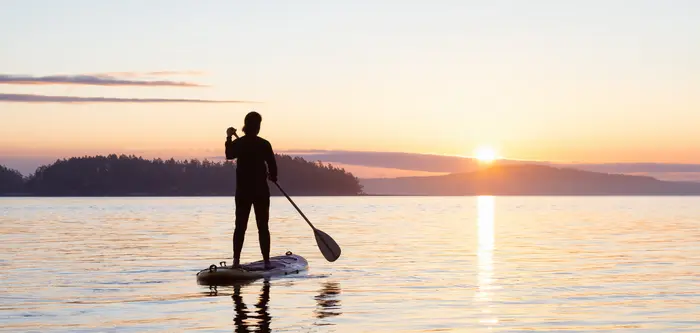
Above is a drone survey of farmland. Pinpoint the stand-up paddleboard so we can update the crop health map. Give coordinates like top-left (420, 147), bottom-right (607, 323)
top-left (196, 251), bottom-right (308, 285)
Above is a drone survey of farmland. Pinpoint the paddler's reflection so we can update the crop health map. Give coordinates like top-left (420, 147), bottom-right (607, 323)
top-left (232, 279), bottom-right (271, 333)
top-left (314, 281), bottom-right (342, 323)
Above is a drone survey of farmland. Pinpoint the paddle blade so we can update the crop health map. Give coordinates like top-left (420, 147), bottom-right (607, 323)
top-left (313, 228), bottom-right (341, 262)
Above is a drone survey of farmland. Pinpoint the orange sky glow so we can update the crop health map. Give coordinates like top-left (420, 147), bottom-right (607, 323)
top-left (2, 2), bottom-right (699, 167)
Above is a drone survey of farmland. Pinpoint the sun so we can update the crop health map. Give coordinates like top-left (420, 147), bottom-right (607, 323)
top-left (474, 146), bottom-right (498, 163)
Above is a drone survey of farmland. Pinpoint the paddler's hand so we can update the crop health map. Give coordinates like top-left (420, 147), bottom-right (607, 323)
top-left (268, 174), bottom-right (277, 183)
top-left (226, 127), bottom-right (237, 137)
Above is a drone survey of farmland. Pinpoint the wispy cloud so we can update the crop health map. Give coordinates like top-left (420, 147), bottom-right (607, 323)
top-left (0, 74), bottom-right (204, 87)
top-left (0, 93), bottom-right (256, 104)
top-left (280, 150), bottom-right (483, 172)
top-left (562, 163), bottom-right (700, 173)
top-left (91, 71), bottom-right (205, 78)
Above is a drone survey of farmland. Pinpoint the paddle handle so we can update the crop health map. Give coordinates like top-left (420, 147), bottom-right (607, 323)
top-left (230, 131), bottom-right (316, 230)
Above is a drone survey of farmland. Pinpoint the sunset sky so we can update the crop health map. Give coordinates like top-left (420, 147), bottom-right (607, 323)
top-left (2, 1), bottom-right (699, 176)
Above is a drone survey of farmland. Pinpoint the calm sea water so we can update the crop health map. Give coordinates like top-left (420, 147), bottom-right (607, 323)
top-left (1, 196), bottom-right (699, 332)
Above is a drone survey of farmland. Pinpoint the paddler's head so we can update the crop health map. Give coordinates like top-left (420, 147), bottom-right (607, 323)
top-left (242, 111), bottom-right (262, 136)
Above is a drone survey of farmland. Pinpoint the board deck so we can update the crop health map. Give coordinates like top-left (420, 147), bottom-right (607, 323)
top-left (196, 251), bottom-right (308, 285)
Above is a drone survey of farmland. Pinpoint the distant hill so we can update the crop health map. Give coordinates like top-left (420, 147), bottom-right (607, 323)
top-left (0, 154), bottom-right (363, 196)
top-left (286, 150), bottom-right (700, 182)
top-left (360, 164), bottom-right (700, 195)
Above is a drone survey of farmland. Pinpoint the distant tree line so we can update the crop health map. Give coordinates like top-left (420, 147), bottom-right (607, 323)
top-left (0, 154), bottom-right (363, 196)
top-left (0, 165), bottom-right (25, 194)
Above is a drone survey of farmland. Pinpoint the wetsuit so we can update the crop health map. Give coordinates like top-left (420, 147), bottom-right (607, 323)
top-left (225, 134), bottom-right (278, 264)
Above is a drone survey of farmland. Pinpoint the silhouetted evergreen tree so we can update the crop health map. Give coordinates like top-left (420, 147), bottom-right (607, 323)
top-left (0, 165), bottom-right (25, 194)
top-left (10, 154), bottom-right (362, 196)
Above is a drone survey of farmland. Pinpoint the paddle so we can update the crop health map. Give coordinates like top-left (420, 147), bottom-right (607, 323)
top-left (272, 181), bottom-right (342, 262)
top-left (230, 130), bottom-right (342, 262)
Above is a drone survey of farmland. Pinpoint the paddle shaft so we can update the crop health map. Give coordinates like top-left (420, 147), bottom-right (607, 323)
top-left (231, 131), bottom-right (316, 230)
top-left (272, 181), bottom-right (316, 230)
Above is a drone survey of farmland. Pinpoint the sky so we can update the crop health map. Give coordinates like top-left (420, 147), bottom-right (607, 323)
top-left (2, 0), bottom-right (700, 176)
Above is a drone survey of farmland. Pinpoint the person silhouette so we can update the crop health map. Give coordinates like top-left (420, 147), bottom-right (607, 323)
top-left (225, 111), bottom-right (278, 269)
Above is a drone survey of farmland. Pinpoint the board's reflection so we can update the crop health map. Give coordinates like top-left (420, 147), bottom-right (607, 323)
top-left (224, 279), bottom-right (343, 331)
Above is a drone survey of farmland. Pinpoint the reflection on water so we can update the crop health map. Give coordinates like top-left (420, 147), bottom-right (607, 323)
top-left (476, 196), bottom-right (498, 326)
top-left (215, 279), bottom-right (342, 332)
top-left (231, 280), bottom-right (272, 333)
top-left (314, 281), bottom-right (342, 324)
top-left (2, 197), bottom-right (700, 331)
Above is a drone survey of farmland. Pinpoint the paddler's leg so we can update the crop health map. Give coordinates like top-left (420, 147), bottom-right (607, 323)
top-left (253, 196), bottom-right (271, 269)
top-left (233, 195), bottom-right (253, 268)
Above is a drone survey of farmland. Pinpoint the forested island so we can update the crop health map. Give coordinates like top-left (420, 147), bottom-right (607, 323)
top-left (0, 154), bottom-right (364, 196)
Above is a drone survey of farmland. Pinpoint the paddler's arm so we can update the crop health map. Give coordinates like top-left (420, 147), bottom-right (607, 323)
top-left (225, 127), bottom-right (238, 160)
top-left (266, 141), bottom-right (278, 182)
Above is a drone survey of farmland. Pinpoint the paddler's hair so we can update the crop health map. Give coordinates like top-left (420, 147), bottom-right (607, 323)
top-left (242, 111), bottom-right (262, 136)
